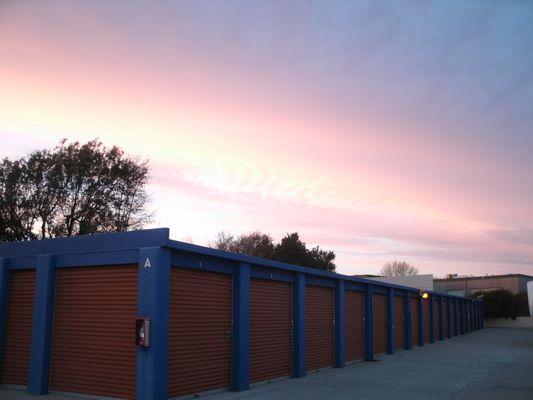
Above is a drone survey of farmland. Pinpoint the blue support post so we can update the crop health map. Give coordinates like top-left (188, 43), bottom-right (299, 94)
top-left (481, 301), bottom-right (484, 329)
top-left (459, 300), bottom-right (465, 335)
top-left (472, 303), bottom-right (476, 331)
top-left (438, 297), bottom-right (444, 340)
top-left (404, 291), bottom-right (411, 349)
top-left (364, 284), bottom-right (374, 360)
top-left (232, 262), bottom-right (250, 391)
top-left (0, 258), bottom-right (11, 374)
top-left (429, 296), bottom-right (434, 343)
top-left (466, 301), bottom-right (470, 334)
top-left (136, 247), bottom-right (170, 400)
top-left (418, 297), bottom-right (424, 346)
top-left (386, 288), bottom-right (393, 354)
top-left (27, 255), bottom-right (56, 395)
top-left (470, 300), bottom-right (476, 332)
top-left (334, 280), bottom-right (345, 368)
top-left (293, 273), bottom-right (306, 378)
top-left (454, 299), bottom-right (458, 336)
top-left (473, 302), bottom-right (476, 331)
top-left (446, 297), bottom-right (452, 338)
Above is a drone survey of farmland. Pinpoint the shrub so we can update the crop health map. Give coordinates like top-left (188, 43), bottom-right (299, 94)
top-left (472, 289), bottom-right (519, 320)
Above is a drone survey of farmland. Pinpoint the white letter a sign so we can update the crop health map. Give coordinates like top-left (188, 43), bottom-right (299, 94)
top-left (144, 258), bottom-right (152, 268)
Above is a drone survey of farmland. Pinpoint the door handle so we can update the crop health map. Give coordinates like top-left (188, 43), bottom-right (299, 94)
top-left (224, 330), bottom-right (232, 342)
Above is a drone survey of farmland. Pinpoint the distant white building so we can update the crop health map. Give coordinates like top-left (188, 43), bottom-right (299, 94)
top-left (362, 274), bottom-right (434, 291)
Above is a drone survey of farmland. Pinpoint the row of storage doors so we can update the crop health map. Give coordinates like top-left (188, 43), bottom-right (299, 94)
top-left (0, 267), bottom-right (463, 399)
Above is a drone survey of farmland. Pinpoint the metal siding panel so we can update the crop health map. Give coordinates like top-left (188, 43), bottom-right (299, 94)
top-left (305, 286), bottom-right (334, 371)
top-left (344, 291), bottom-right (364, 362)
top-left (410, 298), bottom-right (419, 346)
top-left (1, 269), bottom-right (36, 386)
top-left (393, 296), bottom-right (405, 350)
top-left (373, 294), bottom-right (387, 355)
top-left (250, 279), bottom-right (292, 383)
top-left (423, 299), bottom-right (431, 343)
top-left (50, 266), bottom-right (137, 399)
top-left (168, 268), bottom-right (232, 397)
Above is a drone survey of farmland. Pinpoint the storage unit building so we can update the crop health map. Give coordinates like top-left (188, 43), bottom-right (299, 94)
top-left (0, 228), bottom-right (483, 400)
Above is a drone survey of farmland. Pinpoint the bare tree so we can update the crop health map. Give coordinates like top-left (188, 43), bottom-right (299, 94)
top-left (380, 261), bottom-right (418, 277)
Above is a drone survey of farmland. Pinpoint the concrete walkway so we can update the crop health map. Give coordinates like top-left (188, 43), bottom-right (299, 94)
top-left (2, 328), bottom-right (532, 400)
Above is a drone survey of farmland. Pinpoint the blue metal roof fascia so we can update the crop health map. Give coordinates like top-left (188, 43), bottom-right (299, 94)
top-left (0, 228), bottom-right (169, 258)
top-left (164, 238), bottom-right (428, 295)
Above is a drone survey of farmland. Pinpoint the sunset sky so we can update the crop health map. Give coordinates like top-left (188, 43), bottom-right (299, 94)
top-left (1, 1), bottom-right (532, 277)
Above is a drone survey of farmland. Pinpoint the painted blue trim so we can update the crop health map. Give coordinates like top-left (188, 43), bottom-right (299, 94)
top-left (0, 258), bottom-right (11, 374)
top-left (6, 257), bottom-right (34, 270)
top-left (364, 284), bottom-right (374, 360)
top-left (334, 280), bottom-right (345, 368)
top-left (232, 263), bottom-right (250, 391)
top-left (404, 291), bottom-right (411, 349)
top-left (386, 288), bottom-right (393, 354)
top-left (372, 286), bottom-right (388, 295)
top-left (305, 275), bottom-right (336, 288)
top-left (27, 255), bottom-right (56, 395)
top-left (418, 298), bottom-right (424, 346)
top-left (0, 228), bottom-right (169, 258)
top-left (136, 247), bottom-right (170, 400)
top-left (171, 252), bottom-right (236, 275)
top-left (251, 267), bottom-right (293, 283)
top-left (56, 249), bottom-right (138, 268)
top-left (10, 250), bottom-right (137, 270)
top-left (293, 273), bottom-right (306, 378)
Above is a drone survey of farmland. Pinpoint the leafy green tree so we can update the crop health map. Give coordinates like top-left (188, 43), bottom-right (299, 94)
top-left (0, 139), bottom-right (151, 242)
top-left (212, 231), bottom-right (336, 272)
top-left (212, 231), bottom-right (275, 259)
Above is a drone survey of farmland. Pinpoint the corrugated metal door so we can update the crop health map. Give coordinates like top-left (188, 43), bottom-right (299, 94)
top-left (443, 301), bottom-right (449, 338)
top-left (373, 293), bottom-right (387, 355)
top-left (423, 299), bottom-right (431, 343)
top-left (0, 269), bottom-right (36, 386)
top-left (306, 285), bottom-right (334, 371)
top-left (50, 265), bottom-right (137, 399)
top-left (169, 268), bottom-right (232, 397)
top-left (344, 290), bottom-right (364, 362)
top-left (451, 302), bottom-right (457, 336)
top-left (465, 304), bottom-right (470, 333)
top-left (457, 302), bottom-right (466, 333)
top-left (433, 300), bottom-right (439, 340)
top-left (393, 296), bottom-right (405, 351)
top-left (410, 297), bottom-right (419, 346)
top-left (250, 279), bottom-right (292, 383)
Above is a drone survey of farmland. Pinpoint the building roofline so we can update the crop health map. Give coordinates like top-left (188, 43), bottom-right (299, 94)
top-left (434, 273), bottom-right (533, 282)
top-left (0, 227), bottom-right (477, 301)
